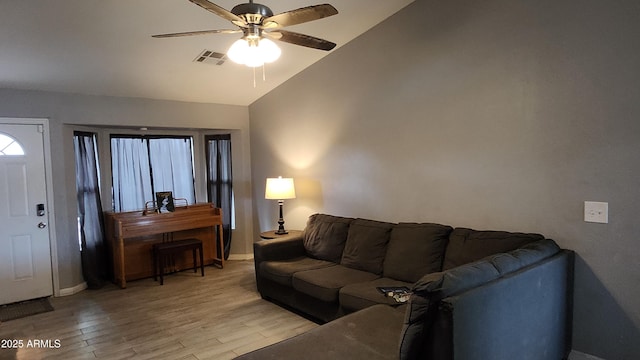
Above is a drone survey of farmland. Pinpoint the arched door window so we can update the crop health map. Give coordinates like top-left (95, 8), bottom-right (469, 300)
top-left (0, 133), bottom-right (25, 155)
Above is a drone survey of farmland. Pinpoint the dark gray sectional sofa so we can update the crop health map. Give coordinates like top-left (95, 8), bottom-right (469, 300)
top-left (236, 214), bottom-right (574, 360)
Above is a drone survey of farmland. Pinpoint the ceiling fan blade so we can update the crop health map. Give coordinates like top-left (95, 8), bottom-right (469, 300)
top-left (262, 4), bottom-right (338, 29)
top-left (152, 29), bottom-right (241, 38)
top-left (188, 0), bottom-right (247, 27)
top-left (267, 30), bottom-right (336, 51)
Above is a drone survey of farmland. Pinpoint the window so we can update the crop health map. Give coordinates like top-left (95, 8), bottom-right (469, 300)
top-left (111, 135), bottom-right (195, 212)
top-left (0, 133), bottom-right (25, 155)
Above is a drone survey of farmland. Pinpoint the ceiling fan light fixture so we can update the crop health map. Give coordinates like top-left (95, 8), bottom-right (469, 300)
top-left (227, 37), bottom-right (281, 67)
top-left (258, 38), bottom-right (281, 63)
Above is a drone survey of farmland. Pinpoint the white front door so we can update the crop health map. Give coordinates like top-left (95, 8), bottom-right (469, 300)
top-left (0, 123), bottom-right (53, 305)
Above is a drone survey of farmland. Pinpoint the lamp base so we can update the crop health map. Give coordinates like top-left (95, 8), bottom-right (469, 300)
top-left (275, 200), bottom-right (288, 235)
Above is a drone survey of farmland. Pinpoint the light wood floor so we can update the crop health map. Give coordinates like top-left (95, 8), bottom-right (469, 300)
top-left (0, 261), bottom-right (318, 360)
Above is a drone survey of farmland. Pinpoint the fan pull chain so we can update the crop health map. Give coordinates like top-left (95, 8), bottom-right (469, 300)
top-left (250, 65), bottom-right (269, 88)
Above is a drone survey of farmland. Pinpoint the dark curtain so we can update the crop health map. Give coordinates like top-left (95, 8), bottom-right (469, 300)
top-left (73, 132), bottom-right (107, 289)
top-left (206, 134), bottom-right (233, 260)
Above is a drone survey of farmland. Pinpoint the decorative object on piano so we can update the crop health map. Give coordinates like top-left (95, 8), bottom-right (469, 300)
top-left (265, 176), bottom-right (296, 235)
top-left (143, 197), bottom-right (189, 215)
top-left (156, 191), bottom-right (175, 213)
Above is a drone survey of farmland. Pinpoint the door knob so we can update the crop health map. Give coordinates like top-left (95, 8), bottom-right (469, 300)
top-left (38, 222), bottom-right (47, 229)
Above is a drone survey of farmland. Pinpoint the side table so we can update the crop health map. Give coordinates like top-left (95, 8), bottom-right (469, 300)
top-left (260, 229), bottom-right (303, 240)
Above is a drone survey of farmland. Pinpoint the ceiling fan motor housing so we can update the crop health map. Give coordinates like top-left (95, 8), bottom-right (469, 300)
top-left (231, 3), bottom-right (273, 24)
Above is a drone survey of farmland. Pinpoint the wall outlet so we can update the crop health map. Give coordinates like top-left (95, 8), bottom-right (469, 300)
top-left (584, 201), bottom-right (608, 223)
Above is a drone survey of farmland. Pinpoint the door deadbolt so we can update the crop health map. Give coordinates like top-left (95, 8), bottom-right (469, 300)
top-left (37, 203), bottom-right (45, 216)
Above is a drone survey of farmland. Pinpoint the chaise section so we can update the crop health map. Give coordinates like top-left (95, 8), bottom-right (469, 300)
top-left (235, 304), bottom-right (406, 360)
top-left (399, 238), bottom-right (566, 360)
top-left (440, 251), bottom-right (573, 360)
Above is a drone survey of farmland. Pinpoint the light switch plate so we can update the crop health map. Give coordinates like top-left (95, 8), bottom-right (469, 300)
top-left (584, 201), bottom-right (608, 223)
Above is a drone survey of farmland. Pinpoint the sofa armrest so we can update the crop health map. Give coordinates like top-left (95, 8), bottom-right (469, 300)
top-left (399, 240), bottom-right (570, 360)
top-left (437, 250), bottom-right (574, 360)
top-left (253, 234), bottom-right (306, 264)
top-left (401, 250), bottom-right (573, 360)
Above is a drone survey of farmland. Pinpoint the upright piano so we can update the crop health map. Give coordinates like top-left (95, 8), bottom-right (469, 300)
top-left (104, 203), bottom-right (224, 288)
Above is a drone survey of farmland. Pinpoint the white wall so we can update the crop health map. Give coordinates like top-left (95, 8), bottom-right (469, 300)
top-left (0, 88), bottom-right (254, 289)
top-left (249, 0), bottom-right (640, 358)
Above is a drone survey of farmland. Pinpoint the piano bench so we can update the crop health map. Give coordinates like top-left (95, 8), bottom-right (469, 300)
top-left (153, 238), bottom-right (204, 285)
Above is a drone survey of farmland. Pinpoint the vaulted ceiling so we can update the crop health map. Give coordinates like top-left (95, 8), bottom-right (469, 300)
top-left (0, 0), bottom-right (413, 106)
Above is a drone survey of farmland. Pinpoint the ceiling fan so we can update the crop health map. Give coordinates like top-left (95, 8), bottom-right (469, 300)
top-left (153, 0), bottom-right (338, 67)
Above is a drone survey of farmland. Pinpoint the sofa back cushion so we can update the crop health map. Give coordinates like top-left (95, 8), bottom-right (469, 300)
top-left (303, 214), bottom-right (354, 263)
top-left (341, 219), bottom-right (394, 275)
top-left (383, 223), bottom-right (453, 283)
top-left (442, 228), bottom-right (544, 270)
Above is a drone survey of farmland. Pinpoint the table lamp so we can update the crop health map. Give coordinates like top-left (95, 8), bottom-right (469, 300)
top-left (265, 176), bottom-right (296, 235)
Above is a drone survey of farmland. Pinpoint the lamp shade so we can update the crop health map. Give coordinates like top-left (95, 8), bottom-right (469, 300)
top-left (265, 176), bottom-right (296, 200)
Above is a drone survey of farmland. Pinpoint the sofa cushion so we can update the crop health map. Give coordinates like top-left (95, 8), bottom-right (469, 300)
top-left (399, 239), bottom-right (561, 360)
top-left (341, 219), bottom-right (394, 275)
top-left (260, 257), bottom-right (336, 286)
top-left (442, 228), bottom-right (544, 270)
top-left (292, 265), bottom-right (380, 303)
top-left (303, 214), bottom-right (355, 263)
top-left (339, 277), bottom-right (413, 312)
top-left (383, 223), bottom-right (453, 283)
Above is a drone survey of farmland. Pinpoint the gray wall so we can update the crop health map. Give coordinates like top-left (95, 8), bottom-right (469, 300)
top-left (249, 0), bottom-right (640, 359)
top-left (0, 88), bottom-right (254, 289)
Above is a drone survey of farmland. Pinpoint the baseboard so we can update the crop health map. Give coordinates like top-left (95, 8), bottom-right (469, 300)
top-left (58, 282), bottom-right (87, 297)
top-left (228, 253), bottom-right (254, 261)
top-left (569, 350), bottom-right (605, 360)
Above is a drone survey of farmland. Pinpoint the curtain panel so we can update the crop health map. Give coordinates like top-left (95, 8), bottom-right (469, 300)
top-left (111, 137), bottom-right (153, 212)
top-left (149, 138), bottom-right (195, 205)
top-left (111, 136), bottom-right (195, 212)
top-left (207, 135), bottom-right (233, 260)
top-left (73, 132), bottom-right (107, 288)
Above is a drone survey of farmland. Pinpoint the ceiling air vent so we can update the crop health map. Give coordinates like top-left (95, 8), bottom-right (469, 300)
top-left (194, 50), bottom-right (227, 65)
